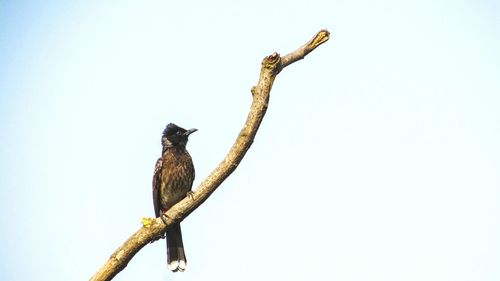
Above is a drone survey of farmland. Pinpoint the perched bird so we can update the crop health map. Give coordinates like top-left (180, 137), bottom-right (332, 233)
top-left (153, 123), bottom-right (197, 272)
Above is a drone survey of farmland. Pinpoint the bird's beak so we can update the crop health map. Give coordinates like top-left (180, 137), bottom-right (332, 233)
top-left (184, 128), bottom-right (198, 136)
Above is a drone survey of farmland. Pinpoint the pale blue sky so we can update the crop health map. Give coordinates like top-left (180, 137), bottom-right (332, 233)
top-left (1, 1), bottom-right (499, 280)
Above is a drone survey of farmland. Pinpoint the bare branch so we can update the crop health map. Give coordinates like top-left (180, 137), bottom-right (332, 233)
top-left (281, 29), bottom-right (330, 69)
top-left (90, 29), bottom-right (330, 281)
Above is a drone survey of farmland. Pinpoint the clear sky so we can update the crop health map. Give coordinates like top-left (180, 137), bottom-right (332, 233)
top-left (1, 1), bottom-right (499, 280)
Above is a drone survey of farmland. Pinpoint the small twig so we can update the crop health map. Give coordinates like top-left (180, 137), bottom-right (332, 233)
top-left (90, 29), bottom-right (330, 281)
top-left (281, 29), bottom-right (330, 69)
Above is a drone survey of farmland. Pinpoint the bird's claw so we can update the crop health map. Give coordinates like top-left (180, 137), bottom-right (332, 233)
top-left (186, 191), bottom-right (195, 200)
top-left (150, 233), bottom-right (166, 243)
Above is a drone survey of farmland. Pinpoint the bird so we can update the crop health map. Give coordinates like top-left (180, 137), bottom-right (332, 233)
top-left (153, 123), bottom-right (197, 272)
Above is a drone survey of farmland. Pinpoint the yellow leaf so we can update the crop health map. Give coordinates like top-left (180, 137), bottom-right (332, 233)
top-left (141, 217), bottom-right (155, 228)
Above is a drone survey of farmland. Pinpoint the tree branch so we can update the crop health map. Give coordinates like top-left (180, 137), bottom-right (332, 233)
top-left (90, 29), bottom-right (330, 281)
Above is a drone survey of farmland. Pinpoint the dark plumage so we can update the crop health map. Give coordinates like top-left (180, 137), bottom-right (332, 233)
top-left (153, 123), bottom-right (197, 272)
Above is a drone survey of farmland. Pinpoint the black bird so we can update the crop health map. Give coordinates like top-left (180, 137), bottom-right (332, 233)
top-left (153, 123), bottom-right (197, 272)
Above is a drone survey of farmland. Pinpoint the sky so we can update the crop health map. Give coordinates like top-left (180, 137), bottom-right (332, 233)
top-left (1, 0), bottom-right (499, 280)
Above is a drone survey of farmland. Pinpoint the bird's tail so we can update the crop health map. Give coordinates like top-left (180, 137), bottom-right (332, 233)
top-left (166, 223), bottom-right (187, 272)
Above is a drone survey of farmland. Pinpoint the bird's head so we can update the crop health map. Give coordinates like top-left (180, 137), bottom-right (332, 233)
top-left (161, 123), bottom-right (197, 150)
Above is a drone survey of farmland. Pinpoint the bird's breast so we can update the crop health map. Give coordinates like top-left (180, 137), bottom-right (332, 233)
top-left (159, 150), bottom-right (195, 210)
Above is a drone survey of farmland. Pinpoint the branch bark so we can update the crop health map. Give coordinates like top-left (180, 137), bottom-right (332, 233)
top-left (90, 29), bottom-right (330, 281)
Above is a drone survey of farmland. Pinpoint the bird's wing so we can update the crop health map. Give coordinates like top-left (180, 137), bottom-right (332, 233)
top-left (152, 157), bottom-right (163, 218)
